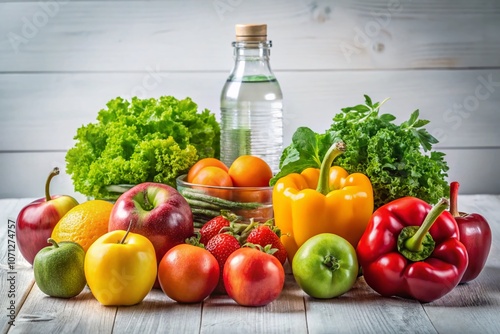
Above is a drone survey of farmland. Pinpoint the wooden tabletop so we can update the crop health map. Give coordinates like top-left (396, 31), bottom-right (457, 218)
top-left (1, 195), bottom-right (499, 334)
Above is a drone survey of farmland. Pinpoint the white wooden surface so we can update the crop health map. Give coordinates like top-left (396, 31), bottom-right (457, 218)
top-left (0, 0), bottom-right (499, 199)
top-left (1, 195), bottom-right (499, 333)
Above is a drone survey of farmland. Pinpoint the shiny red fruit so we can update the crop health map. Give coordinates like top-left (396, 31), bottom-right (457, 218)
top-left (223, 247), bottom-right (285, 306)
top-left (158, 244), bottom-right (219, 303)
top-left (450, 181), bottom-right (492, 283)
top-left (16, 168), bottom-right (79, 265)
top-left (108, 182), bottom-right (194, 288)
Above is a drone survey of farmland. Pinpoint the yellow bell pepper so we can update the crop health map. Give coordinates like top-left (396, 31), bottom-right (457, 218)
top-left (273, 141), bottom-right (374, 262)
top-left (84, 229), bottom-right (157, 306)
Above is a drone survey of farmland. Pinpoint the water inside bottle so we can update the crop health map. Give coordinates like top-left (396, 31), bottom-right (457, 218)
top-left (220, 76), bottom-right (283, 173)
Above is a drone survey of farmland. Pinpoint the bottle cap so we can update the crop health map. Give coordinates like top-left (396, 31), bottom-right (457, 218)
top-left (235, 24), bottom-right (267, 41)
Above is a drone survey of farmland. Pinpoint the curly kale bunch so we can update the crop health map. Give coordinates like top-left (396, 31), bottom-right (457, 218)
top-left (66, 96), bottom-right (220, 199)
top-left (330, 95), bottom-right (449, 208)
top-left (271, 95), bottom-right (449, 209)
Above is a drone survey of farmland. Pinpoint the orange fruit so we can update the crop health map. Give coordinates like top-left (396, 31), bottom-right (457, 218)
top-left (191, 166), bottom-right (233, 187)
top-left (51, 200), bottom-right (114, 252)
top-left (228, 155), bottom-right (273, 187)
top-left (187, 158), bottom-right (229, 183)
top-left (191, 166), bottom-right (233, 199)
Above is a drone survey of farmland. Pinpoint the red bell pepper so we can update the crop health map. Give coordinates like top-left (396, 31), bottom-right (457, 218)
top-left (450, 181), bottom-right (492, 283)
top-left (356, 197), bottom-right (468, 303)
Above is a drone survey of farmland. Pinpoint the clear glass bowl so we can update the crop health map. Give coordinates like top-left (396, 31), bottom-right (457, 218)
top-left (176, 175), bottom-right (273, 227)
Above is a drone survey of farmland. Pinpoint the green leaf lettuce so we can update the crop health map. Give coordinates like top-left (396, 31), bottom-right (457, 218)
top-left (65, 96), bottom-right (220, 199)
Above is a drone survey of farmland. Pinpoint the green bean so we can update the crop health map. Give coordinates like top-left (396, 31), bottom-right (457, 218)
top-left (191, 207), bottom-right (221, 218)
top-left (192, 213), bottom-right (217, 228)
top-left (193, 220), bottom-right (206, 229)
top-left (180, 188), bottom-right (263, 210)
top-left (185, 198), bottom-right (220, 210)
top-left (192, 212), bottom-right (218, 223)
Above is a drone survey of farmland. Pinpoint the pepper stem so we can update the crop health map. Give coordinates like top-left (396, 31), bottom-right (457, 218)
top-left (45, 167), bottom-right (60, 202)
top-left (397, 198), bottom-right (449, 261)
top-left (315, 141), bottom-right (346, 195)
top-left (405, 198), bottom-right (449, 252)
top-left (449, 181), bottom-right (460, 217)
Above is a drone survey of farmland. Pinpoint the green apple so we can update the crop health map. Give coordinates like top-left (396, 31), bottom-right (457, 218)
top-left (33, 238), bottom-right (86, 298)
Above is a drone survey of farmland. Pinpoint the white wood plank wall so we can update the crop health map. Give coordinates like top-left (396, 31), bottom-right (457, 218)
top-left (1, 0), bottom-right (499, 201)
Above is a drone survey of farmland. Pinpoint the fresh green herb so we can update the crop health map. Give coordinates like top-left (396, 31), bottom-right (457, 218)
top-left (65, 96), bottom-right (220, 200)
top-left (270, 127), bottom-right (339, 185)
top-left (272, 95), bottom-right (450, 208)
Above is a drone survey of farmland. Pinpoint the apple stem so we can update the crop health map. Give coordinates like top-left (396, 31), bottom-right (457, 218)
top-left (47, 238), bottom-right (59, 248)
top-left (450, 181), bottom-right (460, 217)
top-left (120, 220), bottom-right (133, 244)
top-left (140, 189), bottom-right (156, 211)
top-left (45, 167), bottom-right (60, 202)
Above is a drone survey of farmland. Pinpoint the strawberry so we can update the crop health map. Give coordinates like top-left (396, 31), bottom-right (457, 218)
top-left (246, 224), bottom-right (287, 265)
top-left (205, 233), bottom-right (241, 294)
top-left (199, 211), bottom-right (238, 246)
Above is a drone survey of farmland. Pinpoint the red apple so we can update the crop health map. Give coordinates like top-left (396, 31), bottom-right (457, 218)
top-left (108, 182), bottom-right (194, 268)
top-left (16, 167), bottom-right (79, 265)
top-left (450, 181), bottom-right (492, 283)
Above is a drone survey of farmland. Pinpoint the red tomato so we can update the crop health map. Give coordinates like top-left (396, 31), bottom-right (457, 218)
top-left (223, 247), bottom-right (285, 306)
top-left (158, 244), bottom-right (220, 303)
top-left (228, 155), bottom-right (272, 187)
top-left (187, 158), bottom-right (229, 183)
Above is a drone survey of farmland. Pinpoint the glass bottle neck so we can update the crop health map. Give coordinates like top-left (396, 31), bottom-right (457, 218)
top-left (228, 40), bottom-right (275, 82)
top-left (233, 40), bottom-right (272, 59)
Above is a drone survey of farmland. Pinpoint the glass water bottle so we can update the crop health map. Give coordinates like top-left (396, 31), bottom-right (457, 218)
top-left (220, 23), bottom-right (283, 173)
